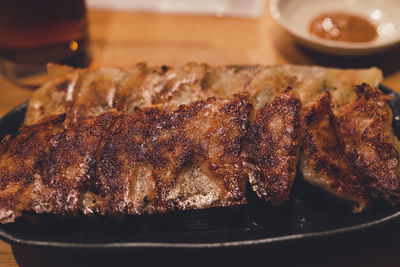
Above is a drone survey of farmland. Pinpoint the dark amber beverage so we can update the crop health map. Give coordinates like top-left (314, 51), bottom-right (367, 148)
top-left (0, 0), bottom-right (90, 87)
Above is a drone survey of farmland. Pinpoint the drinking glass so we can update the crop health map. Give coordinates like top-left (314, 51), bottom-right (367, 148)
top-left (0, 0), bottom-right (91, 88)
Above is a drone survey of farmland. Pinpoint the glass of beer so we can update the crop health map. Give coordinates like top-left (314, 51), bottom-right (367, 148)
top-left (0, 0), bottom-right (91, 88)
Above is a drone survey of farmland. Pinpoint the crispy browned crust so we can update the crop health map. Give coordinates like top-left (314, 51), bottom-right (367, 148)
top-left (244, 88), bottom-right (301, 204)
top-left (0, 115), bottom-right (65, 223)
top-left (89, 95), bottom-right (252, 216)
top-left (32, 112), bottom-right (120, 216)
top-left (0, 96), bottom-right (251, 222)
top-left (300, 93), bottom-right (369, 212)
top-left (339, 84), bottom-right (400, 204)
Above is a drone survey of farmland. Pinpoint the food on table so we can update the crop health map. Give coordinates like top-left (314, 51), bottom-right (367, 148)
top-left (0, 63), bottom-right (398, 223)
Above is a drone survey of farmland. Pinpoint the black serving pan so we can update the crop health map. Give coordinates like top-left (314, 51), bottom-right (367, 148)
top-left (1, 85), bottom-right (400, 258)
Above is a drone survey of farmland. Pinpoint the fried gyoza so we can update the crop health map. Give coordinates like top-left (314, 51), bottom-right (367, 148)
top-left (32, 112), bottom-right (119, 216)
top-left (0, 96), bottom-right (251, 222)
top-left (244, 88), bottom-right (301, 204)
top-left (24, 64), bottom-right (382, 208)
top-left (25, 63), bottom-right (382, 125)
top-left (85, 95), bottom-right (251, 216)
top-left (339, 84), bottom-right (400, 204)
top-left (0, 115), bottom-right (65, 223)
top-left (300, 93), bottom-right (369, 212)
top-left (4, 63), bottom-right (400, 223)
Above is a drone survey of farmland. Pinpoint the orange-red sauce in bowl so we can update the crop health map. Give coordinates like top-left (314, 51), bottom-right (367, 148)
top-left (309, 12), bottom-right (377, 43)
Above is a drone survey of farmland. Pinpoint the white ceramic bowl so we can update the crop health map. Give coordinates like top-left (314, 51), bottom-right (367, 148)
top-left (270, 0), bottom-right (400, 56)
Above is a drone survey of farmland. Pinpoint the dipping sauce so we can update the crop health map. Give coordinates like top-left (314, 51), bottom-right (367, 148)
top-left (309, 12), bottom-right (377, 42)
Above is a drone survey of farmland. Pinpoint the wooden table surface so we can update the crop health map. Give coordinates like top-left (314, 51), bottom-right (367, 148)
top-left (1, 2), bottom-right (400, 266)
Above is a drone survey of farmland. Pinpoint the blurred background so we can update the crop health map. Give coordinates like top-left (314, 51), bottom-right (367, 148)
top-left (0, 0), bottom-right (399, 114)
